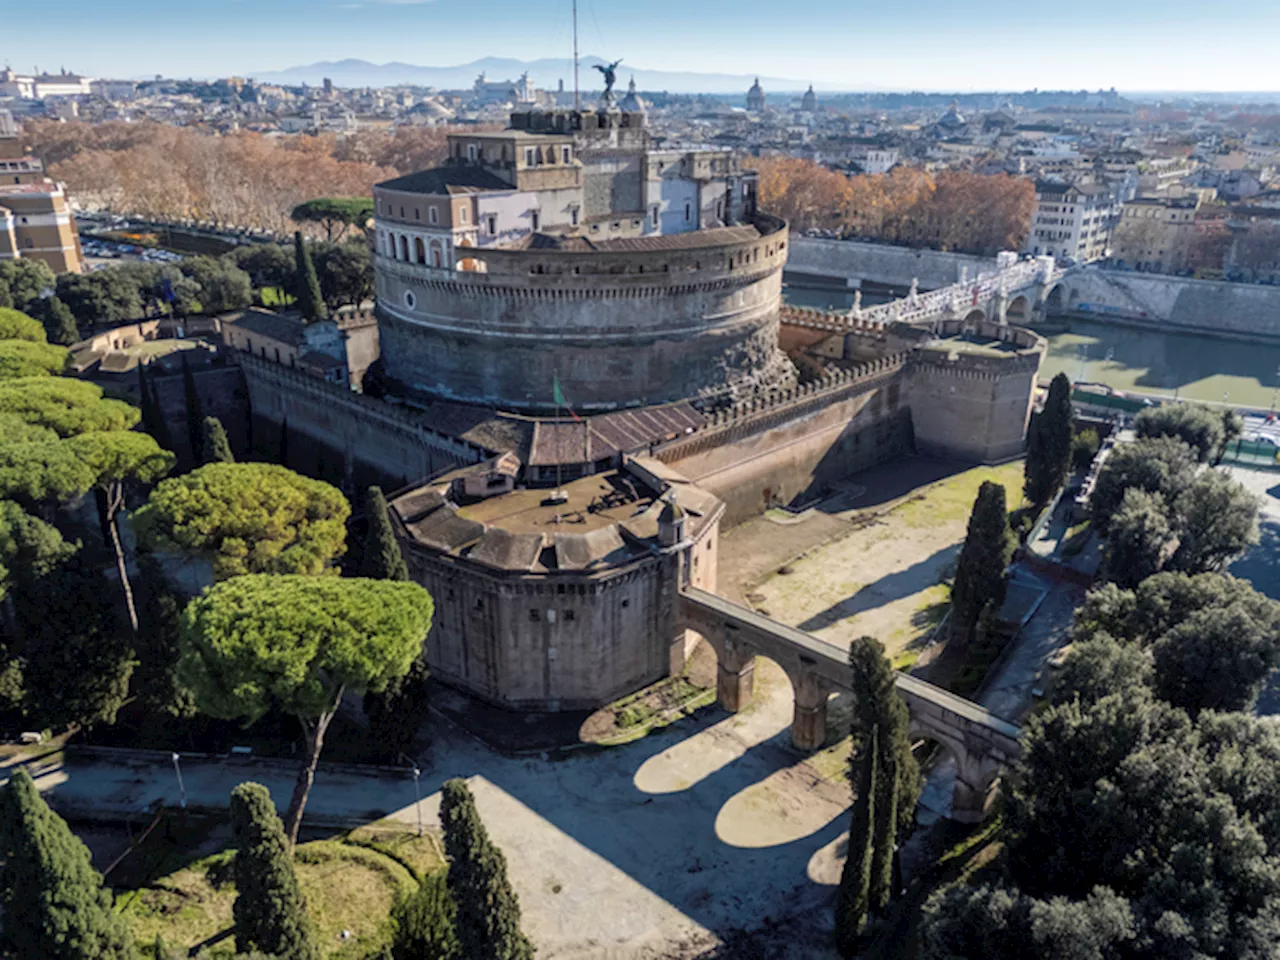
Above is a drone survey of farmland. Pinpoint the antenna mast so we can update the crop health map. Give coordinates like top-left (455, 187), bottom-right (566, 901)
top-left (573, 0), bottom-right (580, 109)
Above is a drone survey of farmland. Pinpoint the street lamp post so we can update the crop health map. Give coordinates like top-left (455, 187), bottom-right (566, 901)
top-left (171, 752), bottom-right (187, 810)
top-left (411, 767), bottom-right (423, 837)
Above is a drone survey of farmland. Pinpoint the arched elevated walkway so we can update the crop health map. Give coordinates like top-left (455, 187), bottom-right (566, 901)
top-left (678, 587), bottom-right (1021, 822)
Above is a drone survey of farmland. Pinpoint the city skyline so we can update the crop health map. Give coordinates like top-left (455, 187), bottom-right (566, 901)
top-left (7, 0), bottom-right (1280, 92)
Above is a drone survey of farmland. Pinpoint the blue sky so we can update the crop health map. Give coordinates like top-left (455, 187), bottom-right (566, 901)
top-left (6, 0), bottom-right (1280, 91)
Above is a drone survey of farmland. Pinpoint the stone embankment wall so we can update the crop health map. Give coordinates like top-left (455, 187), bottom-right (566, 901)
top-left (1051, 269), bottom-right (1280, 342)
top-left (786, 236), bottom-right (999, 291)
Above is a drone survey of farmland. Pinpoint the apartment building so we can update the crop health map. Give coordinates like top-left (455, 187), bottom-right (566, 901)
top-left (0, 110), bottom-right (83, 274)
top-left (1022, 180), bottom-right (1116, 263)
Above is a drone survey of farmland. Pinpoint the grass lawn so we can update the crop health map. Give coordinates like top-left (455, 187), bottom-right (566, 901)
top-left (120, 830), bottom-right (443, 959)
top-left (751, 460), bottom-right (1026, 664)
top-left (258, 286), bottom-right (293, 308)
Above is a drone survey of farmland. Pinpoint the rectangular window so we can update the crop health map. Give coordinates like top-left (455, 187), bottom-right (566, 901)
top-left (487, 215), bottom-right (498, 236)
top-left (428, 207), bottom-right (438, 225)
top-left (525, 147), bottom-right (536, 167)
top-left (571, 207), bottom-right (579, 227)
top-left (414, 208), bottom-right (420, 220)
top-left (684, 202), bottom-right (692, 222)
top-left (650, 206), bottom-right (659, 228)
top-left (460, 207), bottom-right (468, 224)
top-left (529, 609), bottom-right (540, 622)
top-left (564, 610), bottom-right (575, 622)
top-left (562, 145), bottom-right (572, 163)
top-left (466, 143), bottom-right (478, 163)
top-left (530, 210), bottom-right (540, 231)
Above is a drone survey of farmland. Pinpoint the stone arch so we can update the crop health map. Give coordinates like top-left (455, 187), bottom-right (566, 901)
top-left (1045, 283), bottom-right (1066, 314)
top-left (676, 613), bottom-right (835, 751)
top-left (414, 237), bottom-right (426, 264)
top-left (1006, 294), bottom-right (1030, 324)
top-left (907, 725), bottom-right (964, 822)
top-left (908, 719), bottom-right (1002, 824)
top-left (963, 307), bottom-right (986, 326)
top-left (398, 234), bottom-right (409, 262)
top-left (456, 237), bottom-right (482, 273)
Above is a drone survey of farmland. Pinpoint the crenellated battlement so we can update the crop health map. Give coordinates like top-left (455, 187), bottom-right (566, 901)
top-left (238, 351), bottom-right (492, 462)
top-left (655, 352), bottom-right (909, 462)
top-left (779, 304), bottom-right (888, 336)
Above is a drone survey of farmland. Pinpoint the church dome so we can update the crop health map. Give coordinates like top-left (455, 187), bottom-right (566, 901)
top-left (939, 99), bottom-right (967, 128)
top-left (746, 77), bottom-right (766, 111)
top-left (801, 84), bottom-right (817, 113)
top-left (619, 76), bottom-right (646, 115)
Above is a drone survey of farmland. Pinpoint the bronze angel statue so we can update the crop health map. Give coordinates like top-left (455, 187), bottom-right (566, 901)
top-left (594, 58), bottom-right (622, 97)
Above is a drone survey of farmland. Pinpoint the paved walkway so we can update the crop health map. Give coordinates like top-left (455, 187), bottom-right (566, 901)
top-left (11, 681), bottom-right (851, 960)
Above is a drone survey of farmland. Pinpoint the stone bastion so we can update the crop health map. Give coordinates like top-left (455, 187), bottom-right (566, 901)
top-left (375, 213), bottom-right (794, 413)
top-left (389, 456), bottom-right (723, 711)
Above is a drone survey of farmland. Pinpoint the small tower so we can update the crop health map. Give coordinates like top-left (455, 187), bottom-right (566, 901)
top-left (657, 494), bottom-right (686, 548)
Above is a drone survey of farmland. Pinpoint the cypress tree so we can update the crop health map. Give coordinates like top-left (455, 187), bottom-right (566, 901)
top-left (201, 415), bottom-right (235, 465)
top-left (181, 354), bottom-right (205, 466)
top-left (42, 295), bottom-right (80, 345)
top-left (0, 768), bottom-right (138, 960)
top-left (1024, 372), bottom-right (1074, 505)
top-left (870, 743), bottom-right (898, 916)
top-left (229, 781), bottom-right (320, 960)
top-left (950, 481), bottom-right (1013, 649)
top-left (440, 778), bottom-right (533, 960)
top-left (363, 486), bottom-right (409, 581)
top-left (137, 363), bottom-right (169, 448)
top-left (364, 654), bottom-right (432, 761)
top-left (294, 231), bottom-right (327, 323)
top-left (848, 638), bottom-right (919, 916)
top-left (391, 871), bottom-right (460, 960)
top-left (834, 726), bottom-right (878, 954)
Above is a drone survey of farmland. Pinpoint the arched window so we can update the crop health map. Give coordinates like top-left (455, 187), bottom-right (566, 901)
top-left (399, 235), bottom-right (409, 262)
top-left (431, 244), bottom-right (443, 268)
top-left (415, 237), bottom-right (426, 264)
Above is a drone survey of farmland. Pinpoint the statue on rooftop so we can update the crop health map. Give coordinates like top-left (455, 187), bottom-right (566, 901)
top-left (594, 59), bottom-right (623, 100)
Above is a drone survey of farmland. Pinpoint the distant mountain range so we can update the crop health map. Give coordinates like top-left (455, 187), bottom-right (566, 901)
top-left (250, 57), bottom-right (826, 95)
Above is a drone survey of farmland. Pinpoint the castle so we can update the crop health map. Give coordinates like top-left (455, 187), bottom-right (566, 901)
top-left (239, 105), bottom-right (1049, 715)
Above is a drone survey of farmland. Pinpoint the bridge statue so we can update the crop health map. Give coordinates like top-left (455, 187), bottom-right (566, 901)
top-left (594, 58), bottom-right (623, 103)
top-left (851, 289), bottom-right (862, 318)
top-left (909, 277), bottom-right (919, 303)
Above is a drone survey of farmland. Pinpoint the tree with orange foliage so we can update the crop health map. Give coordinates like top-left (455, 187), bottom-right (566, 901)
top-left (750, 156), bottom-right (1033, 255)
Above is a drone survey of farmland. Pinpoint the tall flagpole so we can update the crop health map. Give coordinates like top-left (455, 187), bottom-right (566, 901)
top-left (573, 0), bottom-right (580, 110)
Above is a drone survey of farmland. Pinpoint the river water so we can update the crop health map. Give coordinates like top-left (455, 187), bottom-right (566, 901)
top-left (783, 284), bottom-right (1280, 410)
